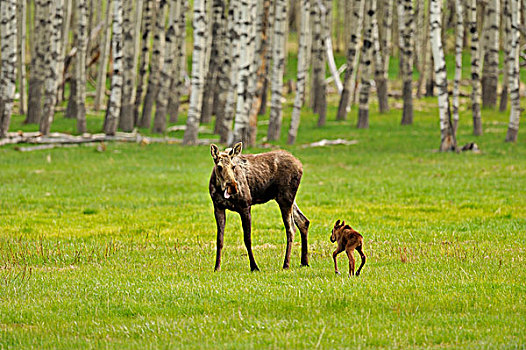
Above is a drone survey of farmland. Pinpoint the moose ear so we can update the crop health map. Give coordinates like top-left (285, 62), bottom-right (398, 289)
top-left (211, 144), bottom-right (219, 160)
top-left (230, 142), bottom-right (243, 157)
top-left (341, 221), bottom-right (345, 227)
top-left (335, 220), bottom-right (340, 227)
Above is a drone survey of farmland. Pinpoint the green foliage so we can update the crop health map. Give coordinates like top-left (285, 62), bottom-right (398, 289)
top-left (1, 96), bottom-right (525, 348)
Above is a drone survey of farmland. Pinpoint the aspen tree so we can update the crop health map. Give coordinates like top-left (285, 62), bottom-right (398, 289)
top-left (337, 0), bottom-right (365, 120)
top-left (183, 0), bottom-right (209, 144)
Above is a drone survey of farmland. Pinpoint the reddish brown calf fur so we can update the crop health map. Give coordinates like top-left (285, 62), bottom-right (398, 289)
top-left (330, 220), bottom-right (366, 276)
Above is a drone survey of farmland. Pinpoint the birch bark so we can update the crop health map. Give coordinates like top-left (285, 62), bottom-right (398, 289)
top-left (0, 0), bottom-right (17, 138)
top-left (288, 0), bottom-right (310, 144)
top-left (201, 0), bottom-right (224, 124)
top-left (26, 0), bottom-right (45, 124)
top-left (40, 0), bottom-right (64, 135)
top-left (119, 0), bottom-right (136, 131)
top-left (398, 0), bottom-right (414, 125)
top-left (103, 0), bottom-right (124, 135)
top-left (452, 0), bottom-right (464, 131)
top-left (481, 0), bottom-right (500, 108)
top-left (153, 0), bottom-right (180, 134)
top-left (75, 0), bottom-right (88, 133)
top-left (57, 0), bottom-right (72, 103)
top-left (183, 0), bottom-right (208, 145)
top-left (233, 0), bottom-right (257, 145)
top-left (94, 0), bottom-right (113, 111)
top-left (336, 0), bottom-right (365, 120)
top-left (469, 0), bottom-right (482, 135)
top-left (219, 0), bottom-right (240, 143)
top-left (499, 0), bottom-right (509, 112)
top-left (267, 0), bottom-right (287, 140)
top-left (430, 0), bottom-right (457, 151)
top-left (357, 0), bottom-right (374, 129)
top-left (17, 0), bottom-right (26, 115)
top-left (139, 0), bottom-right (167, 128)
top-left (505, 0), bottom-right (521, 142)
top-left (246, 0), bottom-right (271, 146)
top-left (133, 0), bottom-right (153, 124)
top-left (416, 0), bottom-right (430, 98)
top-left (167, 0), bottom-right (188, 123)
top-left (377, 0), bottom-right (392, 113)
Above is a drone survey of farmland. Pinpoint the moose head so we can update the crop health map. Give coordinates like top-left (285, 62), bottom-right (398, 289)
top-left (210, 142), bottom-right (243, 199)
top-left (331, 219), bottom-right (346, 243)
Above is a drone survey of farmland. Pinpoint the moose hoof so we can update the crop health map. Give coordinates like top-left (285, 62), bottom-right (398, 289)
top-left (300, 263), bottom-right (310, 268)
top-left (335, 271), bottom-right (341, 275)
top-left (251, 266), bottom-right (260, 272)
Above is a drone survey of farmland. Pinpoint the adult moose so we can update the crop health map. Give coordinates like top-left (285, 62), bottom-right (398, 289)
top-left (209, 142), bottom-right (310, 271)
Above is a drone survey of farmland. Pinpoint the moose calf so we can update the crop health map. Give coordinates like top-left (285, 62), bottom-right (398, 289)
top-left (330, 220), bottom-right (366, 277)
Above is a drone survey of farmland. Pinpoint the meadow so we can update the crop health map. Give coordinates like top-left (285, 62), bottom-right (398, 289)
top-left (1, 89), bottom-right (525, 348)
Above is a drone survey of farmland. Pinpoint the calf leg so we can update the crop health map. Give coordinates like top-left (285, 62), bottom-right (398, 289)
top-left (293, 202), bottom-right (310, 266)
top-left (333, 247), bottom-right (344, 274)
top-left (355, 244), bottom-right (366, 276)
top-left (279, 203), bottom-right (295, 269)
top-left (346, 248), bottom-right (356, 277)
top-left (239, 207), bottom-right (259, 271)
top-left (214, 206), bottom-right (226, 271)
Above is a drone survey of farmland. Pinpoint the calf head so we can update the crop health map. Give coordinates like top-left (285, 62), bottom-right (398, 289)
top-left (210, 142), bottom-right (243, 199)
top-left (331, 220), bottom-right (345, 243)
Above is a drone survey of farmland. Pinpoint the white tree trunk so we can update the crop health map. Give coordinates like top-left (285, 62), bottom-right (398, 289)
top-left (288, 0), bottom-right (310, 145)
top-left (119, 0), bottom-right (136, 131)
top-left (167, 0), bottom-right (188, 123)
top-left (220, 0), bottom-right (240, 144)
top-left (267, 0), bottom-right (287, 141)
top-left (398, 0), bottom-right (414, 125)
top-left (75, 0), bottom-right (88, 133)
top-left (26, 0), bottom-right (45, 124)
top-left (94, 0), bottom-right (113, 111)
top-left (336, 0), bottom-right (365, 120)
top-left (0, 0), bottom-right (17, 138)
top-left (469, 0), bottom-right (482, 135)
top-left (377, 0), bottom-right (392, 112)
top-left (505, 0), bottom-right (521, 142)
top-left (57, 0), bottom-right (72, 103)
top-left (104, 0), bottom-right (124, 135)
top-left (430, 0), bottom-right (457, 151)
top-left (16, 0), bottom-right (26, 115)
top-left (233, 0), bottom-right (257, 145)
top-left (139, 0), bottom-right (167, 128)
top-left (133, 0), bottom-right (154, 124)
top-left (481, 0), bottom-right (500, 108)
top-left (357, 0), bottom-right (374, 129)
top-left (153, 0), bottom-right (181, 134)
top-left (40, 0), bottom-right (64, 135)
top-left (452, 0), bottom-right (464, 131)
top-left (183, 0), bottom-right (208, 145)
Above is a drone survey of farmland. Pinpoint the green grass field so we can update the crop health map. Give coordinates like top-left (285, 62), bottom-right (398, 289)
top-left (1, 90), bottom-right (525, 348)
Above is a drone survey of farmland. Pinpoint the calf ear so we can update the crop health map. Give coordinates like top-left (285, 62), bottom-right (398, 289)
top-left (230, 142), bottom-right (243, 157)
top-left (335, 219), bottom-right (340, 227)
top-left (211, 144), bottom-right (219, 160)
top-left (341, 221), bottom-right (345, 227)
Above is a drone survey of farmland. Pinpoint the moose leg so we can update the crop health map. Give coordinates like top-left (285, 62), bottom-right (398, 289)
top-left (214, 206), bottom-right (226, 271)
top-left (355, 244), bottom-right (366, 276)
top-left (293, 202), bottom-right (310, 266)
top-left (239, 207), bottom-right (259, 271)
top-left (279, 204), bottom-right (295, 269)
top-left (346, 248), bottom-right (356, 277)
top-left (333, 248), bottom-right (344, 274)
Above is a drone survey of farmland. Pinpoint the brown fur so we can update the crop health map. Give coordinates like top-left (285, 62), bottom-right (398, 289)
top-left (330, 220), bottom-right (366, 276)
top-left (210, 142), bottom-right (310, 271)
